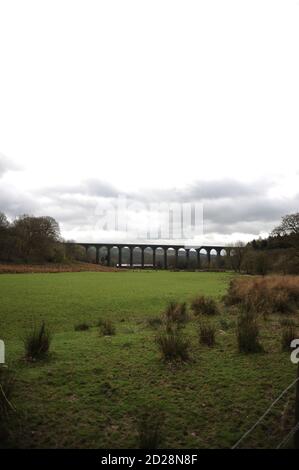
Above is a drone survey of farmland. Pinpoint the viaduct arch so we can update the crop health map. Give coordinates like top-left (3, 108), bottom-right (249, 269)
top-left (66, 242), bottom-right (234, 269)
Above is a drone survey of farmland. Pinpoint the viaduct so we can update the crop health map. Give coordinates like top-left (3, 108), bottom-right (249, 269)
top-left (66, 242), bottom-right (235, 269)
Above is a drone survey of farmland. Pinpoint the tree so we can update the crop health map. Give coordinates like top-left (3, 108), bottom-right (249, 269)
top-left (65, 241), bottom-right (86, 261)
top-left (0, 213), bottom-right (64, 263)
top-left (254, 251), bottom-right (269, 276)
top-left (272, 212), bottom-right (299, 251)
top-left (12, 215), bottom-right (61, 262)
top-left (0, 212), bottom-right (13, 260)
top-left (230, 241), bottom-right (246, 273)
top-left (0, 212), bottom-right (10, 231)
top-left (241, 248), bottom-right (256, 274)
top-left (272, 213), bottom-right (299, 236)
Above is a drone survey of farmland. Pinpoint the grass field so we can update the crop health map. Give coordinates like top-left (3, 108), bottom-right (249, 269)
top-left (0, 271), bottom-right (298, 449)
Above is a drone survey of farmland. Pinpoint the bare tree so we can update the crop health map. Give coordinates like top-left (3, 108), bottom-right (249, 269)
top-left (272, 212), bottom-right (299, 236)
top-left (230, 241), bottom-right (246, 273)
top-left (12, 215), bottom-right (61, 262)
top-left (272, 212), bottom-right (299, 253)
top-left (0, 212), bottom-right (9, 230)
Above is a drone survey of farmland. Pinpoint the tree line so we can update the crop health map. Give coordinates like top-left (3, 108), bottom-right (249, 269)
top-left (230, 213), bottom-right (299, 275)
top-left (0, 213), bottom-right (64, 263)
top-left (0, 211), bottom-right (298, 272)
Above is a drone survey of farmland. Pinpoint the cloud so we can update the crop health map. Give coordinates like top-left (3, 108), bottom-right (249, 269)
top-left (0, 171), bottom-right (298, 243)
top-left (138, 178), bottom-right (273, 204)
top-left (182, 179), bottom-right (270, 201)
top-left (39, 179), bottom-right (120, 199)
top-left (0, 185), bottom-right (38, 217)
top-left (0, 153), bottom-right (19, 178)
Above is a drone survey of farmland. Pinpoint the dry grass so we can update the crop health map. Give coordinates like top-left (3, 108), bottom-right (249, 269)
top-left (224, 275), bottom-right (299, 315)
top-left (281, 324), bottom-right (297, 352)
top-left (0, 262), bottom-right (120, 274)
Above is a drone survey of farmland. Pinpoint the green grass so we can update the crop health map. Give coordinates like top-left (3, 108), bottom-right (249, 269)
top-left (0, 271), bottom-right (298, 448)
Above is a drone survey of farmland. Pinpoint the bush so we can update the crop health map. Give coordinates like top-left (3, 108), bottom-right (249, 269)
top-left (155, 326), bottom-right (190, 362)
top-left (191, 296), bottom-right (219, 316)
top-left (199, 321), bottom-right (216, 347)
top-left (281, 325), bottom-right (297, 352)
top-left (237, 311), bottom-right (263, 353)
top-left (164, 301), bottom-right (188, 325)
top-left (137, 406), bottom-right (164, 449)
top-left (99, 319), bottom-right (116, 336)
top-left (23, 321), bottom-right (52, 360)
top-left (74, 322), bottom-right (90, 331)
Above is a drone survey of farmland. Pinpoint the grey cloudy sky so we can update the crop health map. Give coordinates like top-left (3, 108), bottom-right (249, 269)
top-left (0, 1), bottom-right (299, 245)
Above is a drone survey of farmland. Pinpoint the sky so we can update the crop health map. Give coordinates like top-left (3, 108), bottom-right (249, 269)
top-left (0, 0), bottom-right (299, 245)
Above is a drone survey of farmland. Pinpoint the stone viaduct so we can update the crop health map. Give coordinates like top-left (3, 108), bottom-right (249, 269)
top-left (66, 242), bottom-right (235, 269)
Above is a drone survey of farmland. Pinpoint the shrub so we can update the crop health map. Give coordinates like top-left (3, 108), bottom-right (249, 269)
top-left (281, 325), bottom-right (297, 352)
top-left (23, 321), bottom-right (52, 360)
top-left (99, 319), bottom-right (116, 336)
top-left (155, 326), bottom-right (190, 362)
top-left (199, 321), bottom-right (216, 347)
top-left (237, 311), bottom-right (263, 353)
top-left (164, 301), bottom-right (188, 325)
top-left (0, 368), bottom-right (15, 417)
top-left (137, 406), bottom-right (164, 449)
top-left (74, 322), bottom-right (90, 331)
top-left (191, 296), bottom-right (219, 316)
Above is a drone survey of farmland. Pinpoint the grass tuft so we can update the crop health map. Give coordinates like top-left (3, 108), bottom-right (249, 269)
top-left (164, 301), bottom-right (189, 325)
top-left (219, 317), bottom-right (234, 330)
top-left (279, 318), bottom-right (296, 328)
top-left (155, 325), bottom-right (190, 362)
top-left (281, 324), bottom-right (297, 352)
top-left (198, 321), bottom-right (216, 347)
top-left (0, 367), bottom-right (15, 443)
top-left (23, 321), bottom-right (52, 360)
top-left (74, 322), bottom-right (90, 331)
top-left (137, 406), bottom-right (164, 449)
top-left (0, 368), bottom-right (15, 418)
top-left (147, 317), bottom-right (163, 329)
top-left (237, 311), bottom-right (263, 353)
top-left (99, 319), bottom-right (116, 336)
top-left (191, 295), bottom-right (219, 316)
